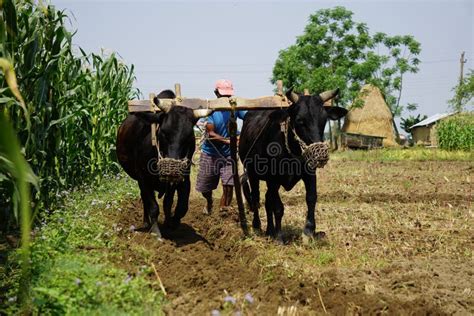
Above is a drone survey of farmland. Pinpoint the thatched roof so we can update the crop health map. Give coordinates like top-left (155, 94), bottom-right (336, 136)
top-left (342, 84), bottom-right (398, 147)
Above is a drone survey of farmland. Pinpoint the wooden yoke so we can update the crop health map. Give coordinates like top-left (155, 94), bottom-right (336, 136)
top-left (128, 96), bottom-right (289, 112)
top-left (128, 81), bottom-right (290, 113)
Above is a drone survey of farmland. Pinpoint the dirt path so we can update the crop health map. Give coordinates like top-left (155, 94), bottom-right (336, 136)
top-left (108, 161), bottom-right (473, 315)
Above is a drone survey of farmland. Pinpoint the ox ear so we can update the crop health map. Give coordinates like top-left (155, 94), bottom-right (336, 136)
top-left (324, 106), bottom-right (348, 121)
top-left (193, 109), bottom-right (213, 119)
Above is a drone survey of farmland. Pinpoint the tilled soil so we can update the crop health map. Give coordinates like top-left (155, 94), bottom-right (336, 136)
top-left (109, 160), bottom-right (473, 315)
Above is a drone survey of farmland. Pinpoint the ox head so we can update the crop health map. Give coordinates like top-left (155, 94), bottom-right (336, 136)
top-left (286, 88), bottom-right (348, 144)
top-left (151, 90), bottom-right (212, 181)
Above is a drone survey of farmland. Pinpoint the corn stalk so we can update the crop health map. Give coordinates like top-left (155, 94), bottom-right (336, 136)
top-left (0, 0), bottom-right (138, 226)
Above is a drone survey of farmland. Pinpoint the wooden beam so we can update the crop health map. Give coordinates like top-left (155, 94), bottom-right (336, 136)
top-left (276, 80), bottom-right (283, 96)
top-left (174, 83), bottom-right (182, 98)
top-left (174, 83), bottom-right (182, 105)
top-left (128, 95), bottom-right (290, 113)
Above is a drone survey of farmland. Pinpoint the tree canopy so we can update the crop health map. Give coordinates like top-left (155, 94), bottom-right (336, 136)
top-left (272, 6), bottom-right (421, 119)
top-left (449, 69), bottom-right (474, 112)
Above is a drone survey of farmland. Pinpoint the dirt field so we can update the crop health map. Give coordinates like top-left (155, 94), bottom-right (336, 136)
top-left (109, 159), bottom-right (473, 315)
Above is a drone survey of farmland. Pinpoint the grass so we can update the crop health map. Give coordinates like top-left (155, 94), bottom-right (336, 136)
top-left (331, 147), bottom-right (473, 161)
top-left (1, 174), bottom-right (164, 315)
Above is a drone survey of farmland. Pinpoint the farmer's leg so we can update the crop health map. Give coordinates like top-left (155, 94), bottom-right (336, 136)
top-left (219, 156), bottom-right (234, 210)
top-left (202, 191), bottom-right (213, 214)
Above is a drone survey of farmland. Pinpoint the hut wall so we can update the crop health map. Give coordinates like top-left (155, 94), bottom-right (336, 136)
top-left (430, 124), bottom-right (439, 146)
top-left (412, 126), bottom-right (432, 145)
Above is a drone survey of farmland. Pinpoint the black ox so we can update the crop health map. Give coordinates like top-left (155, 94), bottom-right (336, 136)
top-left (239, 89), bottom-right (347, 241)
top-left (116, 90), bottom-right (212, 238)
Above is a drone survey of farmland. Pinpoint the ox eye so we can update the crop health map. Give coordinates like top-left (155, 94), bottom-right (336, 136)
top-left (295, 118), bottom-right (304, 124)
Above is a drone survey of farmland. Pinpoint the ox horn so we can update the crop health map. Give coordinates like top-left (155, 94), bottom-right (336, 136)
top-left (286, 89), bottom-right (299, 104)
top-left (193, 109), bottom-right (213, 119)
top-left (319, 88), bottom-right (339, 103)
top-left (153, 96), bottom-right (172, 113)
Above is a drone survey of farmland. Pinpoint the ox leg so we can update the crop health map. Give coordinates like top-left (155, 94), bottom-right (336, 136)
top-left (249, 175), bottom-right (261, 232)
top-left (264, 182), bottom-right (279, 237)
top-left (172, 176), bottom-right (191, 228)
top-left (302, 174), bottom-right (323, 239)
top-left (163, 186), bottom-right (176, 228)
top-left (138, 180), bottom-right (162, 239)
top-left (273, 190), bottom-right (285, 243)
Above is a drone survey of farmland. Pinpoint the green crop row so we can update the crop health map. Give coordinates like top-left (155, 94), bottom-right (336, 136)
top-left (437, 113), bottom-right (474, 151)
top-left (0, 0), bottom-right (138, 230)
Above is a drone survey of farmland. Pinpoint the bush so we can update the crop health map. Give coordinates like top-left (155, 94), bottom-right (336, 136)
top-left (437, 113), bottom-right (474, 151)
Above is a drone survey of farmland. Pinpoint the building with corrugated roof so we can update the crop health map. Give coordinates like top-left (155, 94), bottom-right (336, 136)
top-left (409, 113), bottom-right (454, 146)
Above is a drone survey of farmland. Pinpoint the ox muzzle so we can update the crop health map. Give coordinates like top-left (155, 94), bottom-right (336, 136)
top-left (301, 142), bottom-right (329, 170)
top-left (157, 157), bottom-right (190, 183)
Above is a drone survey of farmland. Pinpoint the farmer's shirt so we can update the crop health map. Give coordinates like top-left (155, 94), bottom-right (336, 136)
top-left (201, 110), bottom-right (247, 157)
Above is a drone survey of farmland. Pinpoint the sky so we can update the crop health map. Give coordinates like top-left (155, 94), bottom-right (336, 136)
top-left (54, 0), bottom-right (473, 130)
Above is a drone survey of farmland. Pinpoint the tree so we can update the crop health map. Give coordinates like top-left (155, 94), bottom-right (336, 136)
top-left (400, 114), bottom-right (427, 134)
top-left (449, 69), bottom-right (474, 112)
top-left (272, 6), bottom-right (421, 138)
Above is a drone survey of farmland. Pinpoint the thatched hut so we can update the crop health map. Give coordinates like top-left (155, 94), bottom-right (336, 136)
top-left (342, 84), bottom-right (398, 147)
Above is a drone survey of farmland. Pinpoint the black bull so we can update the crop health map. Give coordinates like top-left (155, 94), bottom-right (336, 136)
top-left (239, 89), bottom-right (347, 241)
top-left (116, 90), bottom-right (212, 239)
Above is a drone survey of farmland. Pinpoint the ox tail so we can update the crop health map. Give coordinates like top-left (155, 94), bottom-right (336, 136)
top-left (240, 172), bottom-right (252, 206)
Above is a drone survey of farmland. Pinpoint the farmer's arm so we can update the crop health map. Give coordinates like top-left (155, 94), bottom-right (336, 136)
top-left (206, 123), bottom-right (230, 144)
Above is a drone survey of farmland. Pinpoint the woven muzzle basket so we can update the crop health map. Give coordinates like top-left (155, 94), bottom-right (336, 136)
top-left (302, 142), bottom-right (329, 169)
top-left (157, 158), bottom-right (189, 182)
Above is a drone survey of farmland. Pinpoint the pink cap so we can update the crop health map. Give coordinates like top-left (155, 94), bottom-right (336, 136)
top-left (215, 79), bottom-right (234, 96)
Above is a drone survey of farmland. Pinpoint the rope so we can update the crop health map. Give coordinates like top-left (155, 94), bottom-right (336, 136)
top-left (280, 118), bottom-right (329, 169)
top-left (157, 157), bottom-right (190, 182)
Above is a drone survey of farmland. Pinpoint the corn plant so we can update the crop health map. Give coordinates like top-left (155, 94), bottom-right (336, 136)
top-left (0, 57), bottom-right (37, 311)
top-left (437, 113), bottom-right (474, 151)
top-left (0, 0), bottom-right (138, 228)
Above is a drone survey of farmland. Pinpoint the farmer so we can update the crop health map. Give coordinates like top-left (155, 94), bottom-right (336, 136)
top-left (196, 79), bottom-right (247, 214)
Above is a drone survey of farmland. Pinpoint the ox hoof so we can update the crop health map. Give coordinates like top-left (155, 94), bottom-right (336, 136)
top-left (202, 206), bottom-right (212, 215)
top-left (265, 229), bottom-right (276, 238)
top-left (302, 231), bottom-right (327, 244)
top-left (252, 218), bottom-right (262, 231)
top-left (252, 227), bottom-right (263, 236)
top-left (275, 233), bottom-right (285, 245)
top-left (314, 231), bottom-right (326, 240)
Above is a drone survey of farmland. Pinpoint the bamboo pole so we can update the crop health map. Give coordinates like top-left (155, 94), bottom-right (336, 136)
top-left (229, 98), bottom-right (249, 236)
